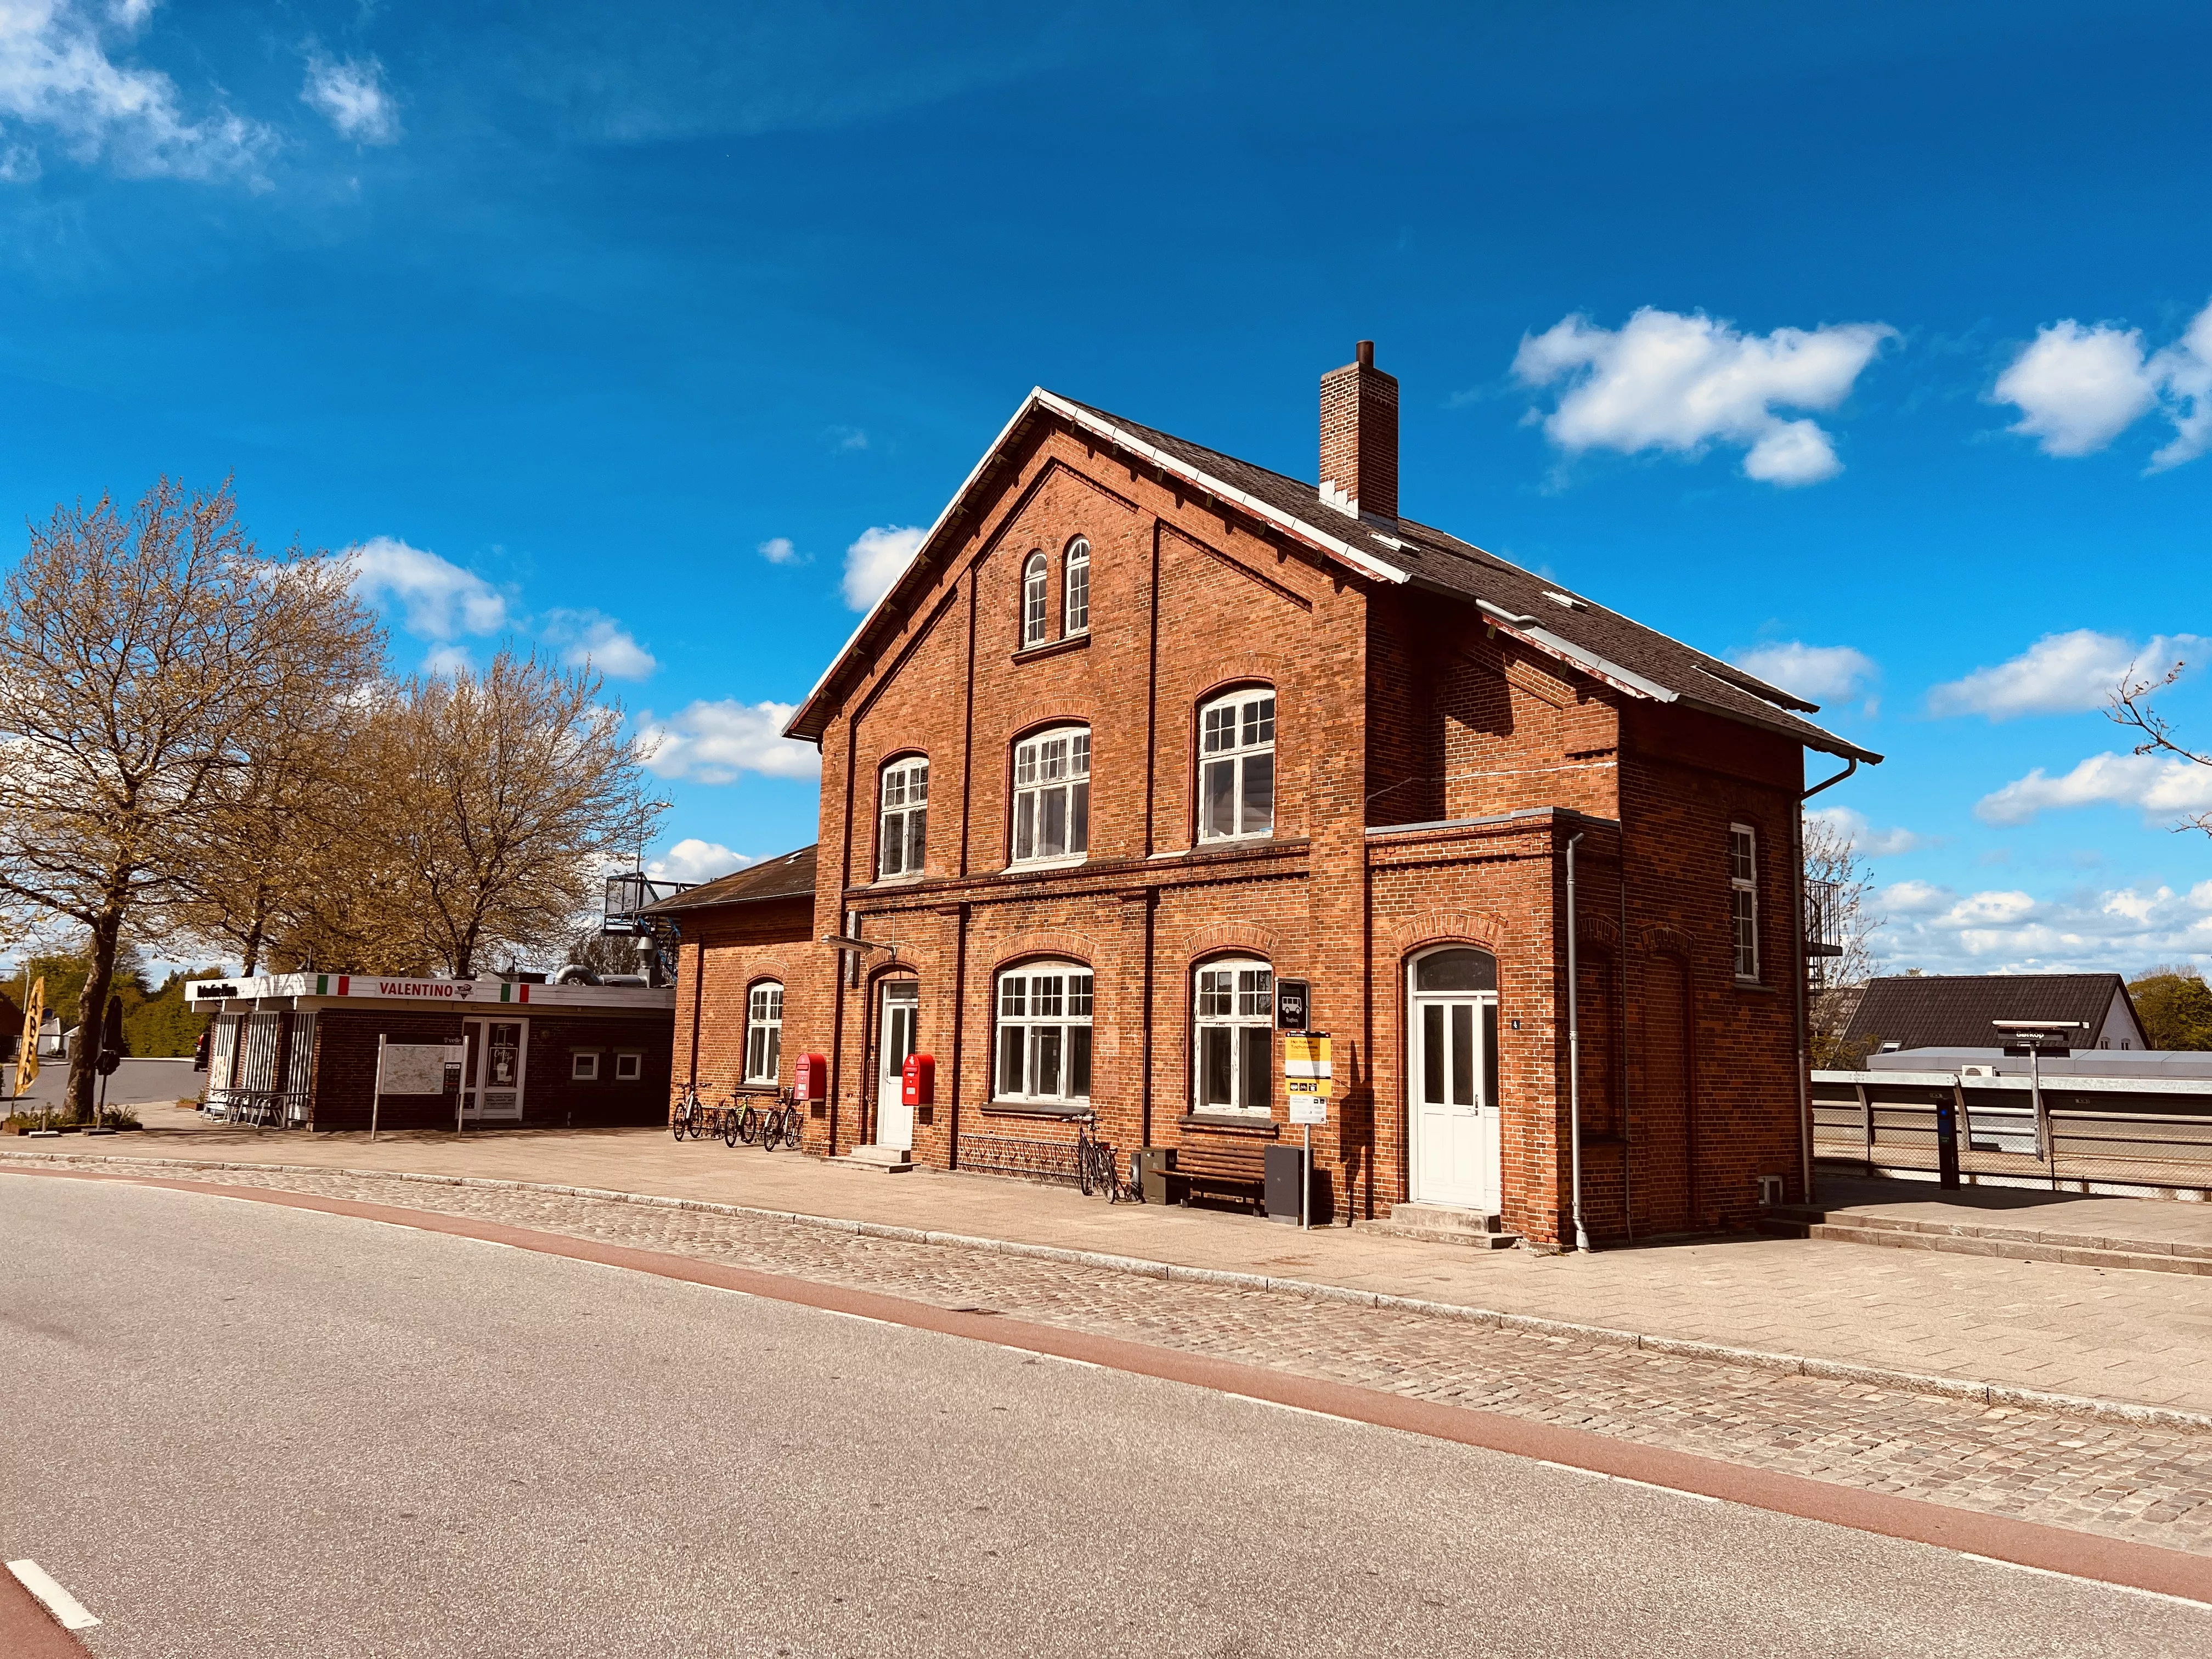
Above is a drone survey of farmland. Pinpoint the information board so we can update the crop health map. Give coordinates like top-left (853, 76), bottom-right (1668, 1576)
top-left (379, 1042), bottom-right (466, 1095)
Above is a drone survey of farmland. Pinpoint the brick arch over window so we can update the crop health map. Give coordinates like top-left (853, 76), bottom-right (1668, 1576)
top-left (737, 957), bottom-right (797, 989)
top-left (991, 930), bottom-right (1102, 973)
top-left (1643, 924), bottom-right (1694, 959)
top-left (1382, 909), bottom-right (1507, 960)
top-left (1182, 923), bottom-right (1284, 967)
top-left (1005, 706), bottom-right (1095, 744)
top-left (1189, 657), bottom-right (1293, 715)
top-left (1576, 915), bottom-right (1621, 951)
top-left (867, 742), bottom-right (929, 772)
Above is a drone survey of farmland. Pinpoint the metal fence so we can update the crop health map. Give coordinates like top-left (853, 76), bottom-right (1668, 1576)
top-left (955, 1132), bottom-right (1082, 1185)
top-left (1812, 1068), bottom-right (2212, 1195)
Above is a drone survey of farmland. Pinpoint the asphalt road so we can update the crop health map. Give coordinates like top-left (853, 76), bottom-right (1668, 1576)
top-left (5, 1057), bottom-right (196, 1114)
top-left (1, 1175), bottom-right (2204, 1658)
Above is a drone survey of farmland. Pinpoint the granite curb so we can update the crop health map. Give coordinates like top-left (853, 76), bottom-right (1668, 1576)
top-left (9, 1146), bottom-right (2210, 1436)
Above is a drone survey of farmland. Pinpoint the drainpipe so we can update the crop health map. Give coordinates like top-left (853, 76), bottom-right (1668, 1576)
top-left (1796, 758), bottom-right (1859, 1204)
top-left (1566, 830), bottom-right (1590, 1253)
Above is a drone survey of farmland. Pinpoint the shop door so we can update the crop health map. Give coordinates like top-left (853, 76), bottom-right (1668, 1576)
top-left (875, 981), bottom-right (918, 1151)
top-left (462, 1018), bottom-right (527, 1124)
top-left (1409, 989), bottom-right (1500, 1210)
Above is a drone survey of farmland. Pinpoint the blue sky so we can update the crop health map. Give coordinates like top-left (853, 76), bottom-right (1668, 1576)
top-left (2, 1), bottom-right (2209, 975)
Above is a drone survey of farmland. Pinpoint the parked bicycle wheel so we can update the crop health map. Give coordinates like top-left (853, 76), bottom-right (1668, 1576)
top-left (781, 1105), bottom-right (804, 1149)
top-left (671, 1103), bottom-right (690, 1142)
top-left (721, 1103), bottom-right (740, 1148)
top-left (736, 1104), bottom-right (760, 1145)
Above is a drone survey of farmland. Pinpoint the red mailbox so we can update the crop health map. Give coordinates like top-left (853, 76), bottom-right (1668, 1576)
top-left (902, 1052), bottom-right (935, 1107)
top-left (793, 1053), bottom-right (827, 1102)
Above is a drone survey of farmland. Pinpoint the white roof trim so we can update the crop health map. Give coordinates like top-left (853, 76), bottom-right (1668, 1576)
top-left (1474, 600), bottom-right (1677, 704)
top-left (1032, 391), bottom-right (1411, 585)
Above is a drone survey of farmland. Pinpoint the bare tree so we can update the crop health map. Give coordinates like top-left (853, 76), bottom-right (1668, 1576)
top-left (1803, 810), bottom-right (1882, 1068)
top-left (364, 651), bottom-right (661, 976)
top-left (2111, 660), bottom-right (2211, 836)
top-left (0, 479), bottom-right (381, 1119)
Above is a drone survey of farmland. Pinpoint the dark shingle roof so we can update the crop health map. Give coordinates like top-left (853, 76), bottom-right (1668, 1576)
top-left (786, 387), bottom-right (1881, 764)
top-left (1842, 974), bottom-right (2142, 1053)
top-left (641, 845), bottom-right (817, 915)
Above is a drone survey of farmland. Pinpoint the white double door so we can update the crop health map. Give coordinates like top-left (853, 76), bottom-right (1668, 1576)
top-left (1409, 991), bottom-right (1500, 1210)
top-left (461, 1018), bottom-right (527, 1124)
top-left (874, 981), bottom-right (918, 1153)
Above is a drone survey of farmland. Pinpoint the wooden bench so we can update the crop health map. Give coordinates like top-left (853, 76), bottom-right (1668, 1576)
top-left (1162, 1143), bottom-right (1269, 1213)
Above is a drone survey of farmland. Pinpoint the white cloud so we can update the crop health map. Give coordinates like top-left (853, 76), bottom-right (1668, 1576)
top-left (301, 50), bottom-right (398, 145)
top-left (345, 537), bottom-right (509, 640)
top-left (1976, 752), bottom-right (2212, 827)
top-left (757, 536), bottom-right (803, 566)
top-left (1927, 629), bottom-right (2200, 720)
top-left (1806, 804), bottom-right (1928, 858)
top-left (420, 643), bottom-right (473, 678)
top-left (1994, 301), bottom-right (2212, 470)
top-left (1513, 307), bottom-right (1893, 487)
top-left (636, 699), bottom-right (820, 785)
top-left (828, 426), bottom-right (869, 452)
top-left (841, 524), bottom-right (924, 611)
top-left (1731, 641), bottom-right (1877, 706)
top-left (0, 1), bottom-right (271, 180)
top-left (1876, 879), bottom-right (2212, 976)
top-left (540, 608), bottom-right (656, 680)
top-left (646, 838), bottom-right (750, 885)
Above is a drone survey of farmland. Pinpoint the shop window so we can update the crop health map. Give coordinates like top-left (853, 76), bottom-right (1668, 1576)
top-left (995, 963), bottom-right (1094, 1104)
top-left (1730, 823), bottom-right (1759, 981)
top-left (1064, 537), bottom-right (1090, 636)
top-left (1194, 960), bottom-right (1272, 1116)
top-left (614, 1051), bottom-right (643, 1082)
top-left (1022, 552), bottom-right (1049, 648)
top-left (571, 1051), bottom-right (601, 1082)
top-left (879, 757), bottom-right (929, 878)
top-left (1011, 726), bottom-right (1090, 865)
top-left (1198, 687), bottom-right (1275, 842)
top-left (746, 981), bottom-right (784, 1084)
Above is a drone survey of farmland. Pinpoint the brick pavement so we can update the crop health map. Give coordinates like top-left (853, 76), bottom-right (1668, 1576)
top-left (44, 1114), bottom-right (2212, 1418)
top-left (13, 1156), bottom-right (2212, 1562)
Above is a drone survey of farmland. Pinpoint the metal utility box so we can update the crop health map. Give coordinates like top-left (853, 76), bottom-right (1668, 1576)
top-left (1134, 1147), bottom-right (1175, 1206)
top-left (794, 1053), bottom-right (827, 1101)
top-left (1263, 1144), bottom-right (1306, 1224)
top-left (902, 1052), bottom-right (935, 1107)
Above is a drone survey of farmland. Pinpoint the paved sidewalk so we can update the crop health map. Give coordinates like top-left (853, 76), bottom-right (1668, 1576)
top-left (1807, 1170), bottom-right (2212, 1255)
top-left (19, 1109), bottom-right (2212, 1417)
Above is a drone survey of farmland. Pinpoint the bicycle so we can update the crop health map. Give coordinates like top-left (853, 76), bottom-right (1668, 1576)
top-left (742, 1093), bottom-right (803, 1151)
top-left (1074, 1113), bottom-right (1135, 1203)
top-left (672, 1084), bottom-right (710, 1142)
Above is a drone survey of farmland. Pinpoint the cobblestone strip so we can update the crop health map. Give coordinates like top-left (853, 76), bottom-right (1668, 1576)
top-left (15, 1152), bottom-right (2212, 1559)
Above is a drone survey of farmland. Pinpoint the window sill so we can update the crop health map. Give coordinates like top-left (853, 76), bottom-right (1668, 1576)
top-left (872, 872), bottom-right (928, 888)
top-left (1005, 855), bottom-right (1088, 877)
top-left (1012, 633), bottom-right (1090, 665)
top-left (1734, 978), bottom-right (1778, 995)
top-left (736, 1081), bottom-right (781, 1094)
top-left (981, 1101), bottom-right (1093, 1120)
top-left (1177, 1113), bottom-right (1280, 1137)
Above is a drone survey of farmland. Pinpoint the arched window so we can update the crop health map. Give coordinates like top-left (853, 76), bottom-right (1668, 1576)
top-left (1198, 686), bottom-right (1275, 842)
top-left (1194, 958), bottom-right (1272, 1116)
top-left (1022, 552), bottom-right (1049, 648)
top-left (1064, 537), bottom-right (1091, 636)
top-left (878, 757), bottom-right (929, 878)
top-left (744, 981), bottom-right (783, 1084)
top-left (1011, 725), bottom-right (1090, 864)
top-left (995, 961), bottom-right (1093, 1104)
top-left (1414, 948), bottom-right (1497, 992)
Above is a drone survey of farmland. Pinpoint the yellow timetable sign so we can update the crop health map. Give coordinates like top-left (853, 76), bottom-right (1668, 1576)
top-left (1284, 1032), bottom-right (1333, 1096)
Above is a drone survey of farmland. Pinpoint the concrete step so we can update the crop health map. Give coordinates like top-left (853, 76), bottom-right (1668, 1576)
top-left (1761, 1209), bottom-right (2212, 1277)
top-left (1356, 1203), bottom-right (1521, 1249)
top-left (835, 1144), bottom-right (914, 1174)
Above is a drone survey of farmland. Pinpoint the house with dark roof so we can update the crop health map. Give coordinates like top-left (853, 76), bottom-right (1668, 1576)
top-left (670, 345), bottom-right (1880, 1246)
top-left (643, 846), bottom-right (818, 1102)
top-left (1843, 974), bottom-right (2148, 1057)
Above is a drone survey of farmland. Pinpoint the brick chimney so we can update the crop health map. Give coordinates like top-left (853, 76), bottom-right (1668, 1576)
top-left (1318, 340), bottom-right (1398, 523)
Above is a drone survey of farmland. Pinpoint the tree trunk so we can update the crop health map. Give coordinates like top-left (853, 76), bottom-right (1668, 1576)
top-left (69, 908), bottom-right (123, 1122)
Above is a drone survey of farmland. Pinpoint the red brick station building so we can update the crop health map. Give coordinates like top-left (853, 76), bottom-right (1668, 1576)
top-left (654, 346), bottom-right (1878, 1248)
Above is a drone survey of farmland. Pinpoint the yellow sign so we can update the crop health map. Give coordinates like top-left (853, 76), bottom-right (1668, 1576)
top-left (1284, 1032), bottom-right (1333, 1097)
top-left (14, 975), bottom-right (44, 1097)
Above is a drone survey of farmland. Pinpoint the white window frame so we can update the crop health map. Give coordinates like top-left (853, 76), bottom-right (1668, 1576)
top-left (1193, 958), bottom-right (1273, 1118)
top-left (1197, 687), bottom-right (1277, 843)
top-left (744, 981), bottom-right (784, 1085)
top-left (1064, 537), bottom-right (1091, 636)
top-left (1730, 823), bottom-right (1759, 981)
top-left (994, 962), bottom-right (1094, 1105)
top-left (1021, 551), bottom-right (1049, 648)
top-left (571, 1049), bottom-right (601, 1082)
top-left (878, 757), bottom-right (929, 879)
top-left (614, 1051), bottom-right (643, 1082)
top-left (1011, 725), bottom-right (1091, 866)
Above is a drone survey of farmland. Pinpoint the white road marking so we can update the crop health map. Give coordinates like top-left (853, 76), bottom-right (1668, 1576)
top-left (1956, 1551), bottom-right (2212, 1612)
top-left (8, 1559), bottom-right (100, 1630)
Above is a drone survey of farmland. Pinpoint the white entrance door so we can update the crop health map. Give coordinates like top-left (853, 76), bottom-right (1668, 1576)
top-left (1409, 990), bottom-right (1499, 1209)
top-left (875, 981), bottom-right (918, 1152)
top-left (461, 1018), bottom-right (527, 1124)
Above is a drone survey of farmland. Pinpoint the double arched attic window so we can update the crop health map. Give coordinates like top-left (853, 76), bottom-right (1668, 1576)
top-left (1019, 537), bottom-right (1092, 649)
